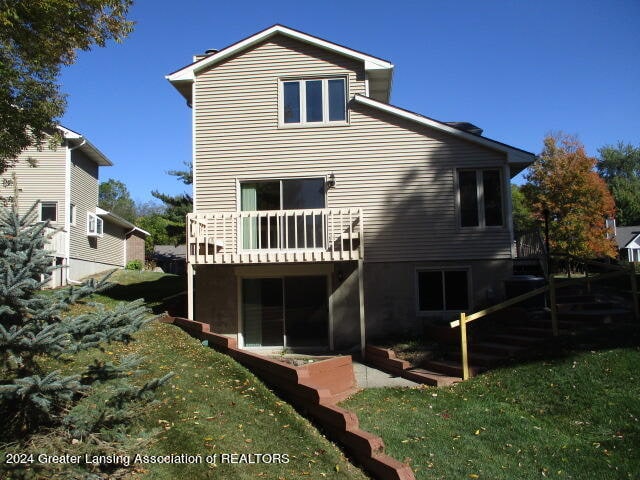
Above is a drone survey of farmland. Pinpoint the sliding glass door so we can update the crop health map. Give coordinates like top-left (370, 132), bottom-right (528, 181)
top-left (240, 178), bottom-right (325, 250)
top-left (241, 276), bottom-right (328, 348)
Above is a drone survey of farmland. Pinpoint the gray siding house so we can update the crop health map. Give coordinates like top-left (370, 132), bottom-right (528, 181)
top-left (0, 126), bottom-right (148, 287)
top-left (166, 25), bottom-right (535, 352)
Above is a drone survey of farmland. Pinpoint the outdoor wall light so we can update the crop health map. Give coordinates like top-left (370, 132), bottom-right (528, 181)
top-left (326, 173), bottom-right (336, 189)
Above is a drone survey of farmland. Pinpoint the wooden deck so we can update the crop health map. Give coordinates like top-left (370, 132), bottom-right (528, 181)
top-left (187, 208), bottom-right (363, 264)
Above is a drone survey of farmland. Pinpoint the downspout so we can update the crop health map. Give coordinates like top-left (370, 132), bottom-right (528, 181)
top-left (66, 139), bottom-right (86, 284)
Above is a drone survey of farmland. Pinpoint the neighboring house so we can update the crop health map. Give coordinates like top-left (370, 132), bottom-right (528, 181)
top-left (0, 126), bottom-right (149, 287)
top-left (166, 25), bottom-right (535, 352)
top-left (153, 244), bottom-right (187, 274)
top-left (614, 226), bottom-right (640, 262)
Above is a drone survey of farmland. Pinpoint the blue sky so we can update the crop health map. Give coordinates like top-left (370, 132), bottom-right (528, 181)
top-left (59, 0), bottom-right (640, 204)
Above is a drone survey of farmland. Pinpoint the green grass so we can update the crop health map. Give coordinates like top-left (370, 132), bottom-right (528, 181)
top-left (29, 272), bottom-right (366, 479)
top-left (77, 322), bottom-right (366, 479)
top-left (342, 341), bottom-right (640, 480)
top-left (90, 270), bottom-right (186, 312)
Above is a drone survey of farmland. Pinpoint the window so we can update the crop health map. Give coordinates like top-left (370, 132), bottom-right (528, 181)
top-left (40, 202), bottom-right (57, 222)
top-left (87, 212), bottom-right (103, 237)
top-left (417, 269), bottom-right (469, 312)
top-left (240, 178), bottom-right (326, 250)
top-left (458, 169), bottom-right (503, 227)
top-left (69, 204), bottom-right (76, 226)
top-left (281, 78), bottom-right (346, 125)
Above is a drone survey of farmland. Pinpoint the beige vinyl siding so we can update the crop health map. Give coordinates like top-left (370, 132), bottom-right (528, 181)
top-left (69, 150), bottom-right (123, 267)
top-left (194, 34), bottom-right (512, 262)
top-left (0, 143), bottom-right (66, 227)
top-left (70, 149), bottom-right (98, 261)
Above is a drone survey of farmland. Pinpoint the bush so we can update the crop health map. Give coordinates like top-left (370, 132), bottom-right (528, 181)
top-left (126, 259), bottom-right (143, 270)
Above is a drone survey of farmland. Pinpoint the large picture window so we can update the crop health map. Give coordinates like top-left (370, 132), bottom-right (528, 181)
top-left (281, 78), bottom-right (346, 125)
top-left (458, 169), bottom-right (504, 228)
top-left (417, 269), bottom-right (469, 312)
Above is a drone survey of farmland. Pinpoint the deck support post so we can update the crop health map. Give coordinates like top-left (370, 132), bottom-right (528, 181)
top-left (549, 276), bottom-right (559, 336)
top-left (460, 312), bottom-right (469, 381)
top-left (187, 262), bottom-right (194, 320)
top-left (358, 259), bottom-right (366, 359)
top-left (630, 264), bottom-right (639, 322)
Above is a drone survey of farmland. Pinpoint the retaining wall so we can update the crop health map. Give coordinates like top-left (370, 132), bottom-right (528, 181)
top-left (166, 316), bottom-right (415, 480)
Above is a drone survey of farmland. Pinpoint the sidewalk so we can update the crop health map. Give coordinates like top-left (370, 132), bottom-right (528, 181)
top-left (352, 361), bottom-right (421, 388)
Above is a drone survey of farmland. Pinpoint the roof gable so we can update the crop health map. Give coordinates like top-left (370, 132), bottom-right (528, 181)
top-left (166, 25), bottom-right (394, 103)
top-left (352, 94), bottom-right (535, 170)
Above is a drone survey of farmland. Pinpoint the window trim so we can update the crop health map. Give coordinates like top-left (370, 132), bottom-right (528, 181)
top-left (87, 212), bottom-right (104, 237)
top-left (39, 201), bottom-right (58, 222)
top-left (415, 266), bottom-right (473, 315)
top-left (278, 76), bottom-right (348, 127)
top-left (69, 203), bottom-right (77, 226)
top-left (456, 168), bottom-right (505, 229)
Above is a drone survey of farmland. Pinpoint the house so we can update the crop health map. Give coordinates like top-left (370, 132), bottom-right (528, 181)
top-left (614, 226), bottom-right (640, 262)
top-left (0, 126), bottom-right (149, 287)
top-left (153, 244), bottom-right (187, 274)
top-left (166, 25), bottom-right (535, 352)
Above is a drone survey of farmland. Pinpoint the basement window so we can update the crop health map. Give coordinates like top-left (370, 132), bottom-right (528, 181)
top-left (417, 269), bottom-right (469, 313)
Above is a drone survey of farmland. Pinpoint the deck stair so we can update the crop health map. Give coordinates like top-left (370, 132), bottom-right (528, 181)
top-left (416, 282), bottom-right (637, 381)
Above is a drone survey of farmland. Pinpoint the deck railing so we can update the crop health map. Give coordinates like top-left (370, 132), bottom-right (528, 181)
top-left (187, 208), bottom-right (363, 264)
top-left (44, 227), bottom-right (66, 257)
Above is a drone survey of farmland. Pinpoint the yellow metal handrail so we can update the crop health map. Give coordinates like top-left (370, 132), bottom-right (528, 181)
top-left (450, 256), bottom-right (638, 380)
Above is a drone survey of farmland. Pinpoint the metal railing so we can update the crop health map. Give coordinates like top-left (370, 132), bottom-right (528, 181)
top-left (450, 254), bottom-right (638, 380)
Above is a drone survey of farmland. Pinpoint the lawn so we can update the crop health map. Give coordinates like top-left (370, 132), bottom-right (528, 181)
top-left (342, 337), bottom-right (640, 480)
top-left (4, 272), bottom-right (367, 480)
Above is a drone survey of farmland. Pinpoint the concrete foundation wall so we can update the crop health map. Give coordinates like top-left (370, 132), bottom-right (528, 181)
top-left (363, 259), bottom-right (513, 342)
top-left (192, 258), bottom-right (512, 350)
top-left (194, 264), bottom-right (238, 335)
top-left (68, 257), bottom-right (121, 280)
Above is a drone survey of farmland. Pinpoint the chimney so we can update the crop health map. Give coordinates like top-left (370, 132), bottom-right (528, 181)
top-left (193, 49), bottom-right (219, 62)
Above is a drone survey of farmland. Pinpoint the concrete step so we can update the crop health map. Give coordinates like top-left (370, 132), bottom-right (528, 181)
top-left (470, 341), bottom-right (526, 356)
top-left (557, 301), bottom-right (619, 312)
top-left (402, 368), bottom-right (461, 387)
top-left (502, 326), bottom-right (554, 338)
top-left (483, 333), bottom-right (543, 347)
top-left (558, 309), bottom-right (632, 323)
top-left (422, 359), bottom-right (482, 378)
top-left (447, 350), bottom-right (505, 367)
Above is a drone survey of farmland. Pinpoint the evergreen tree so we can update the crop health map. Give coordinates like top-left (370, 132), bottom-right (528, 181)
top-left (150, 161), bottom-right (193, 246)
top-left (0, 204), bottom-right (171, 476)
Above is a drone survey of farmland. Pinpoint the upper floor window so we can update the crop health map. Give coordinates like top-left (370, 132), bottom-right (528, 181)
top-left (87, 212), bottom-right (103, 237)
top-left (458, 169), bottom-right (504, 228)
top-left (281, 78), bottom-right (347, 125)
top-left (40, 202), bottom-right (57, 222)
top-left (69, 203), bottom-right (77, 226)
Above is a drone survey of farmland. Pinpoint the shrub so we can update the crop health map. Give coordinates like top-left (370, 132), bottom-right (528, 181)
top-left (126, 259), bottom-right (143, 270)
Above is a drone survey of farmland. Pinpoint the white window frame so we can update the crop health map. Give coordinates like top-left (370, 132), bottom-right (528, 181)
top-left (415, 266), bottom-right (473, 315)
top-left (39, 201), bottom-right (57, 222)
top-left (278, 76), bottom-right (348, 127)
top-left (69, 203), bottom-right (77, 226)
top-left (456, 168), bottom-right (505, 229)
top-left (87, 212), bottom-right (104, 237)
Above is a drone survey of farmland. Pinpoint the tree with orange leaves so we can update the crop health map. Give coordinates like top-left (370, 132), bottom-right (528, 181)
top-left (523, 133), bottom-right (617, 258)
